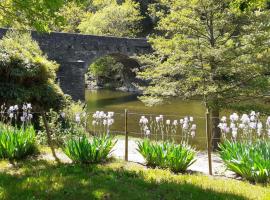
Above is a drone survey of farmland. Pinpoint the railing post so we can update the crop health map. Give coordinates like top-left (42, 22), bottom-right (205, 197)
top-left (124, 109), bottom-right (128, 161)
top-left (206, 109), bottom-right (213, 175)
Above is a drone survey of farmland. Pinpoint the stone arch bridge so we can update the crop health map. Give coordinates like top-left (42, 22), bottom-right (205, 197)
top-left (0, 28), bottom-right (151, 100)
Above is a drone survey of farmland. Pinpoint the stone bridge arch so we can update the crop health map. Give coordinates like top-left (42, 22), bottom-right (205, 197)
top-left (0, 28), bottom-right (151, 100)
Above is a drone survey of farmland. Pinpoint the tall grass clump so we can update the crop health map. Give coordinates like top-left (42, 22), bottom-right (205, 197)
top-left (219, 140), bottom-right (270, 183)
top-left (137, 139), bottom-right (196, 172)
top-left (0, 123), bottom-right (37, 161)
top-left (63, 135), bottom-right (117, 164)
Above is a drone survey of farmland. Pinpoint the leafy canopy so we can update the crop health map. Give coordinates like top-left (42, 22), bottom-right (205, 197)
top-left (0, 31), bottom-right (66, 110)
top-left (78, 0), bottom-right (143, 37)
top-left (139, 0), bottom-right (270, 112)
top-left (0, 0), bottom-right (66, 32)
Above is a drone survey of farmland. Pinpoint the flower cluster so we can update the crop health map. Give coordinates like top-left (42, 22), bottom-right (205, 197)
top-left (139, 115), bottom-right (196, 143)
top-left (92, 111), bottom-right (115, 136)
top-left (0, 103), bottom-right (32, 125)
top-left (218, 111), bottom-right (270, 141)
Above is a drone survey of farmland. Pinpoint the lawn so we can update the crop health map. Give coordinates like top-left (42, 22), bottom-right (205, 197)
top-left (0, 148), bottom-right (269, 200)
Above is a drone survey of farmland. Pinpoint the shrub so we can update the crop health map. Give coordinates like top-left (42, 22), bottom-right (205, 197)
top-left (63, 135), bottom-right (117, 164)
top-left (219, 140), bottom-right (270, 183)
top-left (0, 123), bottom-right (37, 161)
top-left (137, 139), bottom-right (196, 172)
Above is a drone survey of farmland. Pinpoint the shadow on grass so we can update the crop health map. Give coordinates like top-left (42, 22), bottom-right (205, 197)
top-left (0, 160), bottom-right (252, 200)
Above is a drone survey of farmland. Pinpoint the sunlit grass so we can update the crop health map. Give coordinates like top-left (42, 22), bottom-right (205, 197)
top-left (0, 147), bottom-right (269, 200)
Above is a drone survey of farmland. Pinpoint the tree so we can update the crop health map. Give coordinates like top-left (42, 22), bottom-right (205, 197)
top-left (0, 30), bottom-right (66, 111)
top-left (139, 0), bottom-right (270, 149)
top-left (0, 0), bottom-right (66, 32)
top-left (78, 0), bottom-right (143, 37)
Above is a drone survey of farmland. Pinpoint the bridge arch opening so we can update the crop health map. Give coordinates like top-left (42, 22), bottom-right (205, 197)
top-left (84, 53), bottom-right (142, 94)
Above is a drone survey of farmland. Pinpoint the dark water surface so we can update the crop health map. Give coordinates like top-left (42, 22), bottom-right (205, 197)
top-left (86, 89), bottom-right (208, 149)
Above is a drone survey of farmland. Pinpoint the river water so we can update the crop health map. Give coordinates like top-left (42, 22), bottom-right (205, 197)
top-left (85, 89), bottom-right (208, 149)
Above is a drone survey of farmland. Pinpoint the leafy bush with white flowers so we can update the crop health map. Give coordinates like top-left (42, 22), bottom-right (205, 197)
top-left (218, 111), bottom-right (270, 183)
top-left (137, 139), bottom-right (196, 172)
top-left (0, 103), bottom-right (37, 161)
top-left (139, 115), bottom-right (196, 143)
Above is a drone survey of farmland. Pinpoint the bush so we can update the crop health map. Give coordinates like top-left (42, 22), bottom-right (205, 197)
top-left (219, 140), bottom-right (270, 183)
top-left (63, 135), bottom-right (116, 164)
top-left (0, 123), bottom-right (37, 161)
top-left (137, 139), bottom-right (196, 172)
top-left (38, 101), bottom-right (87, 145)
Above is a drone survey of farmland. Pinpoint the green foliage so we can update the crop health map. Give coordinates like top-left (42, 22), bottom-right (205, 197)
top-left (0, 30), bottom-right (66, 111)
top-left (137, 139), bottom-right (196, 172)
top-left (0, 0), bottom-right (65, 32)
top-left (63, 135), bottom-right (116, 164)
top-left (89, 56), bottom-right (123, 77)
top-left (139, 0), bottom-right (270, 111)
top-left (78, 0), bottom-right (143, 37)
top-left (38, 101), bottom-right (87, 145)
top-left (219, 140), bottom-right (270, 183)
top-left (0, 123), bottom-right (37, 161)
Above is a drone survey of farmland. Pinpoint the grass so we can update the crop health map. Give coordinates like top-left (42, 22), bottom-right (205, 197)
top-left (0, 147), bottom-right (269, 200)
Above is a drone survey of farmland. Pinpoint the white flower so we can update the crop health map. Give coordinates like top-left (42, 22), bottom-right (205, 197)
top-left (139, 116), bottom-right (148, 124)
top-left (156, 116), bottom-right (161, 122)
top-left (108, 119), bottom-right (114, 126)
top-left (173, 120), bottom-right (178, 126)
top-left (27, 114), bottom-right (33, 120)
top-left (179, 119), bottom-right (184, 124)
top-left (27, 103), bottom-right (32, 109)
top-left (250, 115), bottom-right (256, 122)
top-left (108, 112), bottom-right (114, 118)
top-left (9, 106), bottom-right (14, 112)
top-left (82, 112), bottom-right (86, 117)
top-left (257, 122), bottom-right (263, 129)
top-left (166, 120), bottom-right (170, 125)
top-left (266, 116), bottom-right (270, 127)
top-left (230, 123), bottom-right (236, 129)
top-left (145, 130), bottom-right (151, 136)
top-left (189, 116), bottom-right (194, 122)
top-left (221, 116), bottom-right (226, 122)
top-left (184, 116), bottom-right (189, 122)
top-left (191, 124), bottom-right (196, 131)
top-left (238, 123), bottom-right (245, 129)
top-left (92, 120), bottom-right (97, 126)
top-left (159, 115), bottom-right (164, 120)
top-left (249, 122), bottom-right (256, 129)
top-left (232, 128), bottom-right (238, 138)
top-left (241, 114), bottom-right (250, 124)
top-left (14, 105), bottom-right (18, 110)
top-left (9, 113), bottom-right (14, 118)
top-left (75, 114), bottom-right (80, 122)
top-left (60, 112), bottom-right (65, 118)
top-left (20, 116), bottom-right (25, 122)
top-left (190, 131), bottom-right (196, 138)
top-left (257, 128), bottom-right (262, 136)
top-left (103, 119), bottom-right (107, 125)
top-left (183, 122), bottom-right (189, 130)
top-left (250, 111), bottom-right (256, 116)
top-left (230, 113), bottom-right (239, 122)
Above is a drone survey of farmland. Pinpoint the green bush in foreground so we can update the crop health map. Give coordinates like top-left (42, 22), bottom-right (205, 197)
top-left (0, 124), bottom-right (37, 161)
top-left (219, 140), bottom-right (270, 183)
top-left (137, 139), bottom-right (196, 172)
top-left (63, 135), bottom-right (117, 164)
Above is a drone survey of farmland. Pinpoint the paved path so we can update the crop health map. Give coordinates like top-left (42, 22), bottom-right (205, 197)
top-left (112, 138), bottom-right (235, 177)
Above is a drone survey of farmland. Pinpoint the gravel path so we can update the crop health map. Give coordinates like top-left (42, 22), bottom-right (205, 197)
top-left (39, 138), bottom-right (235, 177)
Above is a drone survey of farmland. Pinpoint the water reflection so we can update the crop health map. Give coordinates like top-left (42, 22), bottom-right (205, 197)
top-left (86, 89), bottom-right (207, 149)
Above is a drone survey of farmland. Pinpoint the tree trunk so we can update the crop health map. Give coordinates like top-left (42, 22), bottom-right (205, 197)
top-left (210, 108), bottom-right (221, 151)
top-left (41, 112), bottom-right (60, 163)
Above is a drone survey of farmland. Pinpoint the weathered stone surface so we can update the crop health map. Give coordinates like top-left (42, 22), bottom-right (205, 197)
top-left (0, 28), bottom-right (151, 101)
